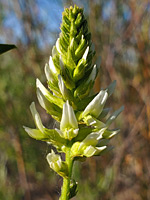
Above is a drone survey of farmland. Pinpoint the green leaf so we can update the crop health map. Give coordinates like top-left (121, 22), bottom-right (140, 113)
top-left (69, 180), bottom-right (78, 198)
top-left (74, 126), bottom-right (94, 141)
top-left (0, 44), bottom-right (16, 55)
top-left (44, 128), bottom-right (67, 146)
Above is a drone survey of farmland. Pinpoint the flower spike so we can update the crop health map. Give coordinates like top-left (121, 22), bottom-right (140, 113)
top-left (24, 5), bottom-right (123, 199)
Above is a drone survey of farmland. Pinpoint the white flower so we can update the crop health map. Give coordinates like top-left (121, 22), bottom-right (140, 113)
top-left (46, 150), bottom-right (62, 172)
top-left (56, 38), bottom-right (61, 54)
top-left (49, 56), bottom-right (57, 74)
top-left (83, 115), bottom-right (106, 129)
top-left (36, 78), bottom-right (50, 97)
top-left (60, 100), bottom-right (78, 131)
top-left (44, 63), bottom-right (56, 83)
top-left (83, 145), bottom-right (97, 157)
top-left (56, 101), bottom-right (78, 140)
top-left (58, 75), bottom-right (69, 100)
top-left (78, 127), bottom-right (107, 150)
top-left (82, 90), bottom-right (108, 118)
top-left (83, 145), bottom-right (107, 157)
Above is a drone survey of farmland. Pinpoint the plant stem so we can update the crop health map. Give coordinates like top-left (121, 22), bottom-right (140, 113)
top-left (59, 147), bottom-right (73, 200)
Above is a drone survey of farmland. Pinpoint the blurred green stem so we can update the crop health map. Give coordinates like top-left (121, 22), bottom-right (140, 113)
top-left (60, 147), bottom-right (73, 200)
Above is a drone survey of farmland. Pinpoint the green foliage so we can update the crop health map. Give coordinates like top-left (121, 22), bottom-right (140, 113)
top-left (0, 44), bottom-right (16, 55)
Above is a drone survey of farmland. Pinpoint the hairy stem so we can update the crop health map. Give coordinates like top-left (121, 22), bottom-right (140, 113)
top-left (60, 147), bottom-right (73, 200)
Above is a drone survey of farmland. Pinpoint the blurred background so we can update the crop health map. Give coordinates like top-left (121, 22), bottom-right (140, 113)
top-left (0, 0), bottom-right (150, 199)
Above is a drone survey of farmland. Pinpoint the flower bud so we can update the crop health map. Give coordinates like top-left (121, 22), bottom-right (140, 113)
top-left (83, 115), bottom-right (105, 129)
top-left (73, 46), bottom-right (89, 82)
top-left (58, 75), bottom-right (72, 101)
top-left (46, 150), bottom-right (62, 172)
top-left (83, 145), bottom-right (107, 157)
top-left (83, 145), bottom-right (97, 157)
top-left (46, 150), bottom-right (68, 177)
top-left (36, 88), bottom-right (61, 121)
top-left (44, 63), bottom-right (56, 84)
top-left (82, 90), bottom-right (108, 118)
top-left (78, 128), bottom-right (107, 150)
top-left (59, 57), bottom-right (75, 90)
top-left (49, 56), bottom-right (58, 74)
top-left (36, 78), bottom-right (64, 108)
top-left (74, 65), bottom-right (97, 99)
top-left (58, 101), bottom-right (78, 140)
top-left (75, 35), bottom-right (86, 58)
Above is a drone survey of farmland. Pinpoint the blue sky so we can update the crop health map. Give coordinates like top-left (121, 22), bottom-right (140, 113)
top-left (0, 0), bottom-right (132, 48)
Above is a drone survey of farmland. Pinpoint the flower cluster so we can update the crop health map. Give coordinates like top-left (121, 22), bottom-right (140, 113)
top-left (24, 5), bottom-right (123, 194)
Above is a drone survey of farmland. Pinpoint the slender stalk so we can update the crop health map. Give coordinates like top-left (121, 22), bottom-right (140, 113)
top-left (59, 147), bottom-right (73, 200)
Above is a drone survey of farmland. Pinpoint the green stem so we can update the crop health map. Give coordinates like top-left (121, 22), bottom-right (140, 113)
top-left (59, 147), bottom-right (73, 200)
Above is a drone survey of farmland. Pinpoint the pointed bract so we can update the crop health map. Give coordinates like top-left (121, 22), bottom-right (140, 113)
top-left (106, 106), bottom-right (124, 126)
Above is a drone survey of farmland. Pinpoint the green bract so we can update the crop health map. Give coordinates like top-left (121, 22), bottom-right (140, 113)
top-left (24, 5), bottom-right (123, 200)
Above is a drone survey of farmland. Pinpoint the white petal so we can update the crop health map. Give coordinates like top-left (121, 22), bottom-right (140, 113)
top-left (60, 102), bottom-right (69, 131)
top-left (46, 150), bottom-right (62, 171)
top-left (36, 78), bottom-right (51, 98)
top-left (23, 126), bottom-right (44, 139)
top-left (82, 90), bottom-right (108, 118)
top-left (73, 128), bottom-right (79, 136)
top-left (60, 101), bottom-right (78, 131)
top-left (70, 38), bottom-right (74, 48)
top-left (83, 145), bottom-right (96, 157)
top-left (56, 38), bottom-right (61, 53)
top-left (82, 46), bottom-right (89, 60)
top-left (59, 56), bottom-right (64, 69)
top-left (67, 101), bottom-right (78, 128)
top-left (58, 75), bottom-right (65, 96)
top-left (44, 63), bottom-right (56, 83)
top-left (83, 115), bottom-right (106, 129)
top-left (55, 128), bottom-right (64, 138)
top-left (95, 146), bottom-right (107, 152)
top-left (88, 64), bottom-right (97, 82)
top-left (30, 102), bottom-right (44, 132)
top-left (44, 63), bottom-right (51, 81)
top-left (37, 88), bottom-right (45, 109)
top-left (49, 56), bottom-right (57, 74)
top-left (79, 128), bottom-right (107, 150)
